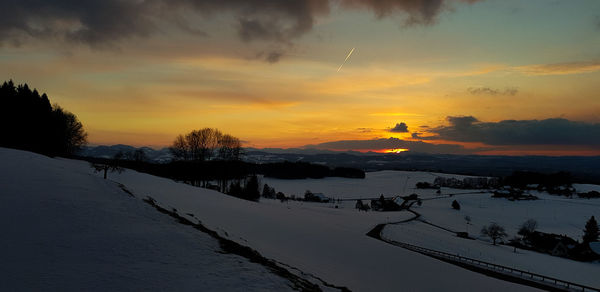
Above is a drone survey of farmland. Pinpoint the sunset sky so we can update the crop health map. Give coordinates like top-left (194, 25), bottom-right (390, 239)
top-left (1, 0), bottom-right (599, 155)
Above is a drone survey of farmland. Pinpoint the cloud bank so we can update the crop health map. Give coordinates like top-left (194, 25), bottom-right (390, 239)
top-left (467, 87), bottom-right (518, 96)
top-left (0, 0), bottom-right (482, 59)
top-left (340, 0), bottom-right (481, 25)
top-left (427, 116), bottom-right (600, 146)
top-left (514, 61), bottom-right (600, 76)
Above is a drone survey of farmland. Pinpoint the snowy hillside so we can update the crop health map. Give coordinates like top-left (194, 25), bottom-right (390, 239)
top-left (0, 148), bottom-right (300, 291)
top-left (66, 157), bottom-right (538, 290)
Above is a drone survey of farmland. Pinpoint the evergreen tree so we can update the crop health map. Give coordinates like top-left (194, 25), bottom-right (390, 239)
top-left (262, 184), bottom-right (275, 198)
top-left (583, 216), bottom-right (599, 243)
top-left (451, 200), bottom-right (460, 210)
top-left (243, 175), bottom-right (260, 201)
top-left (0, 80), bottom-right (87, 156)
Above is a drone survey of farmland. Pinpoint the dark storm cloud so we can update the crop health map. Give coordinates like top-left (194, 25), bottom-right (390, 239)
top-left (0, 0), bottom-right (157, 46)
top-left (389, 122), bottom-right (409, 133)
top-left (467, 87), bottom-right (518, 96)
top-left (0, 0), bottom-right (482, 51)
top-left (340, 0), bottom-right (483, 25)
top-left (425, 116), bottom-right (600, 146)
top-left (265, 51), bottom-right (284, 63)
top-left (0, 0), bottom-right (329, 47)
top-left (304, 137), bottom-right (474, 154)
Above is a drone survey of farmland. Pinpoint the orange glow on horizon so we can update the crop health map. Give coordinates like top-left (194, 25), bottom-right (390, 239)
top-left (381, 148), bottom-right (410, 153)
top-left (350, 148), bottom-right (409, 154)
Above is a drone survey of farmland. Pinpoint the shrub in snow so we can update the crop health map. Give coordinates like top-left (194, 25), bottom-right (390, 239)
top-left (355, 200), bottom-right (370, 212)
top-left (276, 192), bottom-right (287, 202)
top-left (518, 219), bottom-right (538, 238)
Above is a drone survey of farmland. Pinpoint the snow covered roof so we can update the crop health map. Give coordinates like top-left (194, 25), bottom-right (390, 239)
top-left (313, 193), bottom-right (329, 200)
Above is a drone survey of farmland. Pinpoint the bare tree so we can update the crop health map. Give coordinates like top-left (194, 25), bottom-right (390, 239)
top-left (91, 152), bottom-right (125, 179)
top-left (170, 134), bottom-right (188, 161)
top-left (202, 128), bottom-right (222, 160)
top-left (218, 134), bottom-right (242, 161)
top-left (465, 215), bottom-right (472, 233)
top-left (132, 149), bottom-right (147, 162)
top-left (481, 223), bottom-right (507, 245)
top-left (186, 130), bottom-right (202, 161)
top-left (170, 128), bottom-right (242, 162)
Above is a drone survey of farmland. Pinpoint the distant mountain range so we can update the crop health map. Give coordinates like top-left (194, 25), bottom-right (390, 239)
top-left (78, 145), bottom-right (600, 183)
top-left (78, 144), bottom-right (173, 163)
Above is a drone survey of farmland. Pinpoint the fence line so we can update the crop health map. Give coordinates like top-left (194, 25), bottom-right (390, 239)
top-left (385, 238), bottom-right (599, 292)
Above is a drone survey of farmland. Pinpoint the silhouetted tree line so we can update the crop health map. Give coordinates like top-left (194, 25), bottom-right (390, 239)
top-left (261, 161), bottom-right (365, 179)
top-left (578, 190), bottom-right (600, 199)
top-left (415, 182), bottom-right (437, 189)
top-left (261, 184), bottom-right (288, 202)
top-left (226, 175), bottom-right (260, 201)
top-left (82, 153), bottom-right (365, 202)
top-left (80, 127), bottom-right (364, 201)
top-left (0, 80), bottom-right (87, 156)
top-left (503, 171), bottom-right (573, 190)
top-left (170, 128), bottom-right (242, 161)
top-left (508, 216), bottom-right (600, 261)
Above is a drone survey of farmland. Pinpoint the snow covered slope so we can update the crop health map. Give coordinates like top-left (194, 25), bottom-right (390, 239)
top-left (72, 162), bottom-right (538, 290)
top-left (0, 147), bottom-right (546, 291)
top-left (0, 148), bottom-right (297, 291)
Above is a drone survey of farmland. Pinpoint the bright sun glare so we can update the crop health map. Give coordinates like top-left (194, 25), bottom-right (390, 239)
top-left (383, 148), bottom-right (409, 153)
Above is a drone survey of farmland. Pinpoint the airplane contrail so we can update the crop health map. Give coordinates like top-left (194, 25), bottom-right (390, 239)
top-left (337, 47), bottom-right (355, 72)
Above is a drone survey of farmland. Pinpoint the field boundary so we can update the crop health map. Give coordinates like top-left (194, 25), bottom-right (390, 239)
top-left (368, 224), bottom-right (599, 292)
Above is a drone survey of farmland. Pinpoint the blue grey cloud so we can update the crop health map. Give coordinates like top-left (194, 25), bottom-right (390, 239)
top-left (426, 116), bottom-right (600, 146)
top-left (0, 0), bottom-right (482, 48)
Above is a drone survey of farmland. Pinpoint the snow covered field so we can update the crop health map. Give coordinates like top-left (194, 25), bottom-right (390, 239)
top-left (0, 148), bottom-right (298, 291)
top-left (264, 171), bottom-right (600, 288)
top-left (5, 147), bottom-right (598, 291)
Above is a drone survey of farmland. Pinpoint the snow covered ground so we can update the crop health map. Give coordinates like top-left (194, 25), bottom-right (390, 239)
top-left (265, 170), bottom-right (600, 288)
top-left (8, 147), bottom-right (596, 291)
top-left (0, 148), bottom-right (299, 291)
top-left (73, 164), bottom-right (537, 290)
top-left (262, 170), bottom-right (444, 200)
top-left (382, 220), bottom-right (600, 288)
